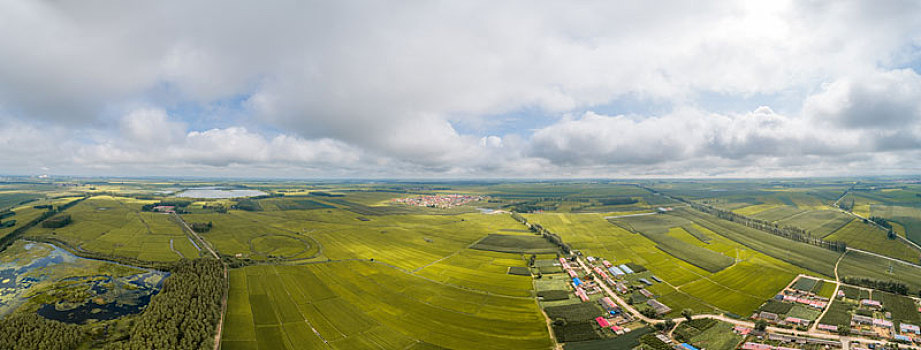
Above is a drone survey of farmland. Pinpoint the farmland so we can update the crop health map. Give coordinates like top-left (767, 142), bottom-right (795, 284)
top-left (221, 261), bottom-right (552, 350)
top-left (3, 178), bottom-right (921, 349)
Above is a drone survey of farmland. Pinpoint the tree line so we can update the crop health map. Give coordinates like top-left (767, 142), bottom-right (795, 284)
top-left (511, 213), bottom-right (572, 255)
top-left (104, 258), bottom-right (226, 350)
top-left (0, 314), bottom-right (84, 350)
top-left (640, 187), bottom-right (847, 252)
top-left (0, 197), bottom-right (87, 252)
top-left (842, 277), bottom-right (911, 296)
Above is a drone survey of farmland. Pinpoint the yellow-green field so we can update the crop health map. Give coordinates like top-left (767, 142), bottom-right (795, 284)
top-left (524, 212), bottom-right (810, 316)
top-left (24, 196), bottom-right (200, 262)
top-left (825, 219), bottom-right (921, 262)
top-left (222, 262), bottom-right (552, 350)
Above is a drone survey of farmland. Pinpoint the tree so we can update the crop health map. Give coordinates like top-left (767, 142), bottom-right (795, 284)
top-left (681, 309), bottom-right (693, 321)
top-left (754, 319), bottom-right (768, 332)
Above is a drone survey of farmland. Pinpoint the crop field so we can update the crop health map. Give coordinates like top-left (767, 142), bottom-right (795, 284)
top-left (471, 234), bottom-right (559, 254)
top-left (836, 250), bottom-right (921, 294)
top-left (818, 299), bottom-right (855, 327)
top-left (825, 219), bottom-right (921, 262)
top-left (751, 206), bottom-right (807, 222)
top-left (414, 249), bottom-right (535, 297)
top-left (871, 205), bottom-right (921, 245)
top-left (776, 210), bottom-right (852, 237)
top-left (0, 192), bottom-right (43, 210)
top-left (23, 196), bottom-right (199, 262)
top-left (525, 212), bottom-right (808, 316)
top-left (872, 291), bottom-right (921, 323)
top-left (221, 261), bottom-right (553, 350)
top-left (673, 208), bottom-right (840, 277)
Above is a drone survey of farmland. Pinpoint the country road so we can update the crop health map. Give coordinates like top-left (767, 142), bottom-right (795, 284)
top-left (172, 213), bottom-right (229, 350)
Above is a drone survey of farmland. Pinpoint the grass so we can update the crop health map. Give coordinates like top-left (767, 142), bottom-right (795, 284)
top-left (22, 196), bottom-right (197, 262)
top-left (825, 219), bottom-right (921, 263)
top-left (471, 234), bottom-right (559, 254)
top-left (222, 261), bottom-right (553, 350)
top-left (870, 204), bottom-right (921, 246)
top-left (836, 250), bottom-right (921, 294)
top-left (786, 304), bottom-right (821, 321)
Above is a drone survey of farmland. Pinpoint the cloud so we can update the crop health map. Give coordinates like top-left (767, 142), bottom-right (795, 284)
top-left (1, 1), bottom-right (921, 177)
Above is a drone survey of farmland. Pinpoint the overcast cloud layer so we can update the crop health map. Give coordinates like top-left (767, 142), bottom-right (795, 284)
top-left (2, 0), bottom-right (921, 178)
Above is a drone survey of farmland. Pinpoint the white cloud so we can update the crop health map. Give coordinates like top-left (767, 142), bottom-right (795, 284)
top-left (1, 1), bottom-right (921, 177)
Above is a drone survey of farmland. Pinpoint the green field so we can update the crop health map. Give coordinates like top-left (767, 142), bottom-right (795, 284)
top-left (471, 234), bottom-right (559, 254)
top-left (23, 196), bottom-right (199, 262)
top-left (222, 262), bottom-right (553, 350)
top-left (525, 212), bottom-right (808, 316)
top-left (836, 250), bottom-right (921, 294)
top-left (825, 219), bottom-right (921, 262)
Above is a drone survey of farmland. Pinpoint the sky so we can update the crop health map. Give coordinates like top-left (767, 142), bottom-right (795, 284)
top-left (2, 0), bottom-right (921, 179)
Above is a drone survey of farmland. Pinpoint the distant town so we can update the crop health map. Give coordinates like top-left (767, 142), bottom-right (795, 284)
top-left (391, 194), bottom-right (485, 208)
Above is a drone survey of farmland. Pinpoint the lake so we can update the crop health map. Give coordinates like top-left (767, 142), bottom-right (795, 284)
top-left (175, 187), bottom-right (267, 199)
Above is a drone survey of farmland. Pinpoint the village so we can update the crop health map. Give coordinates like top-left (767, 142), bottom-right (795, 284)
top-left (391, 194), bottom-right (485, 208)
top-left (545, 253), bottom-right (921, 350)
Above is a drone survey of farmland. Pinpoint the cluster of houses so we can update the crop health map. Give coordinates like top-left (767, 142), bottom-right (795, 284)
top-left (753, 287), bottom-right (832, 328)
top-left (734, 326), bottom-right (842, 350)
top-left (848, 314), bottom-right (921, 343)
top-left (390, 194), bottom-right (484, 208)
top-left (583, 256), bottom-right (672, 316)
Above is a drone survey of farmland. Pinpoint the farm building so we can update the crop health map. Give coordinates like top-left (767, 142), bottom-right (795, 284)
top-left (655, 334), bottom-right (671, 344)
top-left (860, 299), bottom-right (882, 308)
top-left (650, 275), bottom-right (662, 282)
top-left (608, 266), bottom-right (624, 276)
top-left (618, 264), bottom-right (633, 274)
top-left (784, 317), bottom-right (810, 327)
top-left (614, 282), bottom-right (628, 294)
top-left (759, 311), bottom-right (778, 321)
top-left (872, 319), bottom-right (893, 328)
top-left (817, 324), bottom-right (838, 332)
top-left (586, 256), bottom-right (596, 263)
top-left (901, 323), bottom-right (920, 335)
top-left (646, 299), bottom-right (671, 315)
top-left (638, 278), bottom-right (652, 286)
top-left (600, 297), bottom-right (618, 311)
top-left (851, 315), bottom-right (873, 325)
top-left (733, 326), bottom-right (751, 335)
top-left (567, 269), bottom-right (578, 278)
top-left (893, 334), bottom-right (912, 343)
top-left (639, 289), bottom-right (654, 298)
top-left (572, 277), bottom-right (583, 287)
top-left (595, 317), bottom-right (609, 328)
top-left (574, 287), bottom-right (589, 302)
top-left (602, 260), bottom-right (612, 268)
top-left (604, 277), bottom-right (616, 286)
top-left (742, 343), bottom-right (772, 350)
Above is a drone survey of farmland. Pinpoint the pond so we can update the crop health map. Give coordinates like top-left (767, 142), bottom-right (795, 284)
top-left (175, 186), bottom-right (267, 199)
top-left (0, 241), bottom-right (168, 324)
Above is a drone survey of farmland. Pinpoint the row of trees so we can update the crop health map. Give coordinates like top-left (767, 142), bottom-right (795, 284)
top-left (684, 200), bottom-right (847, 252)
top-left (511, 213), bottom-right (572, 255)
top-left (0, 314), bottom-right (85, 350)
top-left (0, 197), bottom-right (86, 251)
top-left (104, 258), bottom-right (226, 350)
top-left (842, 277), bottom-right (910, 296)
